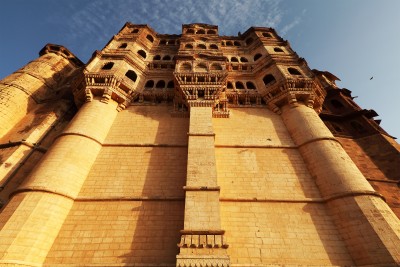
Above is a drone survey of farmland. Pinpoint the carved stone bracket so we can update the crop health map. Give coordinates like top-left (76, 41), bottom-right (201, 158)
top-left (178, 231), bottom-right (229, 249)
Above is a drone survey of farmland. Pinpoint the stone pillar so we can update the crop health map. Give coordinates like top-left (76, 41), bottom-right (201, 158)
top-left (0, 98), bottom-right (118, 266)
top-left (0, 44), bottom-right (82, 139)
top-left (281, 103), bottom-right (400, 266)
top-left (176, 106), bottom-right (229, 267)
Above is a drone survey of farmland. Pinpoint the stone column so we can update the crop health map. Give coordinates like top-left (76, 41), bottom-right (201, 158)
top-left (0, 44), bottom-right (82, 139)
top-left (176, 106), bottom-right (229, 267)
top-left (0, 98), bottom-right (118, 266)
top-left (281, 102), bottom-right (400, 266)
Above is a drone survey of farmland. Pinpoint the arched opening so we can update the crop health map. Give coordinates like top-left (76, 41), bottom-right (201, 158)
top-left (102, 62), bottom-right (114, 70)
top-left (231, 57), bottom-right (239, 62)
top-left (195, 63), bottom-right (207, 72)
top-left (153, 55), bottom-right (161, 60)
top-left (159, 39), bottom-right (167, 45)
top-left (210, 63), bottom-right (222, 71)
top-left (196, 29), bottom-right (206, 34)
top-left (180, 63), bottom-right (192, 72)
top-left (167, 81), bottom-right (174, 88)
top-left (245, 38), bottom-right (254, 45)
top-left (156, 80), bottom-right (166, 88)
top-left (125, 70), bottom-right (137, 82)
top-left (227, 81), bottom-right (234, 89)
top-left (207, 30), bottom-right (216, 34)
top-left (210, 44), bottom-right (218, 49)
top-left (350, 121), bottom-right (365, 133)
top-left (240, 57), bottom-right (248, 62)
top-left (131, 29), bottom-right (139, 34)
top-left (162, 55), bottom-right (171, 60)
top-left (145, 80), bottom-right (154, 88)
top-left (186, 29), bottom-right (195, 34)
top-left (185, 44), bottom-right (193, 49)
top-left (263, 74), bottom-right (276, 86)
top-left (167, 40), bottom-right (175, 45)
top-left (274, 47), bottom-right (284, 53)
top-left (226, 41), bottom-right (233, 46)
top-left (254, 53), bottom-right (262, 61)
top-left (332, 123), bottom-right (343, 133)
top-left (197, 44), bottom-right (206, 49)
top-left (288, 67), bottom-right (301, 75)
top-left (118, 43), bottom-right (127, 49)
top-left (262, 32), bottom-right (272, 38)
top-left (137, 50), bottom-right (147, 59)
top-left (246, 81), bottom-right (256, 89)
top-left (236, 81), bottom-right (245, 89)
top-left (234, 41), bottom-right (241, 46)
top-left (146, 35), bottom-right (154, 42)
top-left (331, 99), bottom-right (345, 109)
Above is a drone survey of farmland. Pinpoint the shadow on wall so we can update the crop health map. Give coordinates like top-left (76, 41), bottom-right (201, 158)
top-left (119, 104), bottom-right (188, 266)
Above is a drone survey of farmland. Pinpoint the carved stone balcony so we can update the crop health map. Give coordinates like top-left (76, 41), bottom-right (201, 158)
top-left (261, 77), bottom-right (326, 113)
top-left (82, 72), bottom-right (139, 110)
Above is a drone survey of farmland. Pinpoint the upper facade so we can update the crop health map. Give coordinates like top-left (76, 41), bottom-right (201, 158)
top-left (76, 23), bottom-right (326, 116)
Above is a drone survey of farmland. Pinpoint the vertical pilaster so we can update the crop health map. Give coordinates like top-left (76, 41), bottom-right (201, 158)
top-left (281, 103), bottom-right (400, 265)
top-left (0, 99), bottom-right (118, 266)
top-left (177, 107), bottom-right (229, 267)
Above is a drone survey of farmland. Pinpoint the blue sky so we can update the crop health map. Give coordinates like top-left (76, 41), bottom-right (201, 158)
top-left (1, 0), bottom-right (399, 139)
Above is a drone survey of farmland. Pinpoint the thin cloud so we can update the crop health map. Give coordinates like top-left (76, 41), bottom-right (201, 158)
top-left (47, 0), bottom-right (305, 60)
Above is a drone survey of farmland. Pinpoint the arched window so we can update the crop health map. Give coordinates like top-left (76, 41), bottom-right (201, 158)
top-left (231, 57), bottom-right (239, 62)
top-left (262, 32), bottom-right (272, 38)
top-left (162, 55), bottom-right (171, 60)
top-left (210, 63), bottom-right (222, 71)
top-left (137, 50), bottom-right (147, 59)
top-left (207, 30), bottom-right (216, 34)
top-left (350, 121), bottom-right (365, 133)
top-left (246, 81), bottom-right (256, 89)
top-left (331, 99), bottom-right (345, 109)
top-left (245, 38), bottom-right (254, 45)
top-left (185, 44), bottom-right (193, 49)
top-left (236, 81), bottom-right (245, 89)
top-left (288, 67), bottom-right (301, 75)
top-left (167, 81), bottom-right (174, 88)
top-left (180, 63), bottom-right (192, 72)
top-left (226, 41), bottom-right (233, 46)
top-left (197, 44), bottom-right (206, 49)
top-left (221, 41), bottom-right (225, 46)
top-left (131, 29), bottom-right (139, 34)
top-left (196, 29), bottom-right (206, 34)
top-left (195, 63), bottom-right (207, 72)
top-left (156, 80), bottom-right (165, 88)
top-left (102, 62), bottom-right (114, 70)
top-left (159, 40), bottom-right (167, 45)
top-left (118, 43), bottom-right (127, 49)
top-left (153, 55), bottom-right (161, 60)
top-left (234, 41), bottom-right (241, 46)
top-left (210, 44), bottom-right (218, 49)
top-left (145, 80), bottom-right (154, 88)
top-left (146, 35), bottom-right (154, 42)
top-left (332, 123), bottom-right (343, 133)
top-left (227, 81), bottom-right (234, 89)
top-left (263, 74), bottom-right (276, 86)
top-left (240, 57), bottom-right (248, 62)
top-left (125, 70), bottom-right (137, 82)
top-left (186, 29), bottom-right (195, 34)
top-left (274, 47), bottom-right (284, 53)
top-left (254, 53), bottom-right (262, 61)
